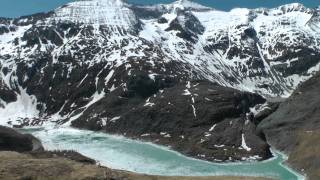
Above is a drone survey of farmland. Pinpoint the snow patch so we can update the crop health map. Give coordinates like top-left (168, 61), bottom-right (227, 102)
top-left (182, 89), bottom-right (191, 95)
top-left (241, 133), bottom-right (252, 151)
top-left (191, 104), bottom-right (197, 118)
top-left (209, 124), bottom-right (217, 132)
top-left (0, 87), bottom-right (39, 126)
top-left (110, 116), bottom-right (121, 122)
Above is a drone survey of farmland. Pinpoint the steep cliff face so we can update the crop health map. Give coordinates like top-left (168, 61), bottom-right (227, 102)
top-left (0, 0), bottom-right (319, 163)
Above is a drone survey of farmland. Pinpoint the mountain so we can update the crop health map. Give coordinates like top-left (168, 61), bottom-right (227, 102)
top-left (0, 0), bottom-right (319, 163)
top-left (258, 71), bottom-right (320, 179)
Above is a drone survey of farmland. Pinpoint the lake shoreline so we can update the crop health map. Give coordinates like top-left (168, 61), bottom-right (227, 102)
top-left (19, 126), bottom-right (303, 179)
top-left (0, 125), bottom-right (269, 180)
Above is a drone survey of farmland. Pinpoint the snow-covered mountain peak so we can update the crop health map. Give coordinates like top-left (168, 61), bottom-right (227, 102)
top-left (273, 3), bottom-right (310, 14)
top-left (146, 0), bottom-right (212, 14)
top-left (307, 9), bottom-right (320, 32)
top-left (51, 0), bottom-right (138, 27)
top-left (171, 0), bottom-right (210, 10)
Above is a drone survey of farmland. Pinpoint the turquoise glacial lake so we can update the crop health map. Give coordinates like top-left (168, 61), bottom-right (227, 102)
top-left (21, 127), bottom-right (304, 180)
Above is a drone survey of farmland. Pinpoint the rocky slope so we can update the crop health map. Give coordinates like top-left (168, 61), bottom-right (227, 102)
top-left (0, 0), bottom-right (320, 163)
top-left (258, 72), bottom-right (320, 179)
top-left (72, 80), bottom-right (270, 161)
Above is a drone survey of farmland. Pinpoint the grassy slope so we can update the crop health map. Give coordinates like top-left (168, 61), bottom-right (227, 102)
top-left (288, 131), bottom-right (320, 180)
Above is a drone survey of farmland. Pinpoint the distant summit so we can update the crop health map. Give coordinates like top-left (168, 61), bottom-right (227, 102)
top-left (53, 0), bottom-right (139, 27)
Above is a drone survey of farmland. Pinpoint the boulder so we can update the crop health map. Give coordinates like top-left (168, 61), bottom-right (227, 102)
top-left (0, 126), bottom-right (43, 152)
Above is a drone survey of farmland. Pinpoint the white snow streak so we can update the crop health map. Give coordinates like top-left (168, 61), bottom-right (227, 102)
top-left (241, 133), bottom-right (251, 151)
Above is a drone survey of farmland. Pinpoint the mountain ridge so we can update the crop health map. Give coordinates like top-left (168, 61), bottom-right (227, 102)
top-left (0, 0), bottom-right (319, 163)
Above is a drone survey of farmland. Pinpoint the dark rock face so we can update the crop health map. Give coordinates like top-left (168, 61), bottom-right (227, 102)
top-left (258, 72), bottom-right (320, 179)
top-left (258, 72), bottom-right (320, 151)
top-left (166, 11), bottom-right (205, 42)
top-left (157, 17), bottom-right (168, 24)
top-left (251, 102), bottom-right (280, 125)
top-left (0, 80), bottom-right (17, 105)
top-left (72, 80), bottom-right (270, 161)
top-left (0, 126), bottom-right (43, 152)
top-left (0, 26), bottom-right (9, 35)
